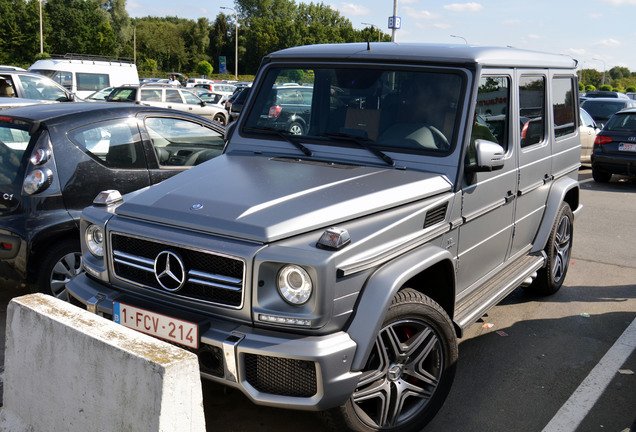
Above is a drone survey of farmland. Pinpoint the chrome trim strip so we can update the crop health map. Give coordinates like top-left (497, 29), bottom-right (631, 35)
top-left (188, 269), bottom-right (242, 286)
top-left (188, 276), bottom-right (242, 292)
top-left (223, 332), bottom-right (245, 383)
top-left (462, 198), bottom-right (506, 223)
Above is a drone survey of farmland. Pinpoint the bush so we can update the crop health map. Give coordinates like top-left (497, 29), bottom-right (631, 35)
top-left (626, 86), bottom-right (636, 93)
top-left (599, 84), bottom-right (612, 91)
top-left (195, 61), bottom-right (214, 77)
top-left (585, 85), bottom-right (596, 92)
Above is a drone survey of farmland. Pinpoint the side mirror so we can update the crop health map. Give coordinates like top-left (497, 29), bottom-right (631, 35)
top-left (200, 101), bottom-right (207, 107)
top-left (466, 139), bottom-right (505, 173)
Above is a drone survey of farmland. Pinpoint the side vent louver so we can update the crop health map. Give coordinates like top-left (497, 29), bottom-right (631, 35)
top-left (423, 203), bottom-right (448, 228)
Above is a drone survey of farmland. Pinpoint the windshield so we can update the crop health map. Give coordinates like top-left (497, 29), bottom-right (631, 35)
top-left (243, 66), bottom-right (465, 155)
top-left (604, 112), bottom-right (636, 131)
top-left (0, 122), bottom-right (31, 185)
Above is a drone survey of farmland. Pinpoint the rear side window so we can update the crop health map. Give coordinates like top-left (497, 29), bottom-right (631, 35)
top-left (140, 89), bottom-right (162, 101)
top-left (0, 122), bottom-right (31, 184)
top-left (519, 75), bottom-right (546, 148)
top-left (552, 77), bottom-right (577, 138)
top-left (166, 90), bottom-right (183, 103)
top-left (77, 73), bottom-right (110, 92)
top-left (68, 119), bottom-right (144, 169)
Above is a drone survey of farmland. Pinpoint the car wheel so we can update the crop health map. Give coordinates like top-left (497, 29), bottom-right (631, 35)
top-left (592, 168), bottom-right (611, 183)
top-left (529, 202), bottom-right (573, 296)
top-left (37, 238), bottom-right (82, 300)
top-left (323, 289), bottom-right (457, 432)
top-left (213, 112), bottom-right (227, 126)
top-left (288, 122), bottom-right (304, 135)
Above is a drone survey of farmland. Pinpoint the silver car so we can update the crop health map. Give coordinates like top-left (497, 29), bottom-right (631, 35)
top-left (106, 85), bottom-right (229, 125)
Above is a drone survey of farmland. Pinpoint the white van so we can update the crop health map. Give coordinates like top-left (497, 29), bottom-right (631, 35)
top-left (29, 54), bottom-right (139, 98)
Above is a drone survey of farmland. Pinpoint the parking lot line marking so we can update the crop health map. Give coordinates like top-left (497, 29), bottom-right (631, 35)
top-left (542, 317), bottom-right (636, 432)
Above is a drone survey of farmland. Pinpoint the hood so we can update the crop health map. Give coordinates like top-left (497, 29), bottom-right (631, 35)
top-left (115, 154), bottom-right (452, 242)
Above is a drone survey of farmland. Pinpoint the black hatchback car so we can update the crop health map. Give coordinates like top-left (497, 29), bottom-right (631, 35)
top-left (591, 107), bottom-right (636, 182)
top-left (0, 103), bottom-right (225, 297)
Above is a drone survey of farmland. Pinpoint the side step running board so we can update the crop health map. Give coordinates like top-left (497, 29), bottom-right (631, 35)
top-left (454, 253), bottom-right (546, 333)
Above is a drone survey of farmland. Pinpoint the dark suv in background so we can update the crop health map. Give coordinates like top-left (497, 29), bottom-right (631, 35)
top-left (259, 85), bottom-right (313, 134)
top-left (0, 103), bottom-right (225, 297)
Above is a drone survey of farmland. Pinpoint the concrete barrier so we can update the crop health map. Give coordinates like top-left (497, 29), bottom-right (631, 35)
top-left (0, 293), bottom-right (205, 432)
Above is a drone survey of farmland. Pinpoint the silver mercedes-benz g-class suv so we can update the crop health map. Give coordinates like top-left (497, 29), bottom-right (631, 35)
top-left (67, 43), bottom-right (582, 431)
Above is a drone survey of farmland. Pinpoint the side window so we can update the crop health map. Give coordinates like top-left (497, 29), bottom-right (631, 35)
top-left (0, 76), bottom-right (17, 97)
top-left (68, 119), bottom-right (144, 169)
top-left (51, 71), bottom-right (72, 90)
top-left (519, 75), bottom-right (546, 148)
top-left (19, 75), bottom-right (68, 101)
top-left (552, 77), bottom-right (577, 138)
top-left (182, 91), bottom-right (201, 105)
top-left (140, 89), bottom-right (162, 101)
top-left (469, 76), bottom-right (510, 164)
top-left (166, 90), bottom-right (183, 103)
top-left (144, 117), bottom-right (225, 167)
top-left (580, 108), bottom-right (596, 128)
top-left (76, 73), bottom-right (110, 92)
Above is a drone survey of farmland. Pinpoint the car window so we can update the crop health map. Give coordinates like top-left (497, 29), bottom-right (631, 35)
top-left (166, 90), bottom-right (183, 103)
top-left (473, 76), bottom-right (510, 149)
top-left (580, 109), bottom-right (595, 128)
top-left (144, 117), bottom-right (225, 167)
top-left (77, 73), bottom-right (110, 92)
top-left (19, 74), bottom-right (69, 101)
top-left (109, 88), bottom-right (137, 102)
top-left (0, 122), bottom-right (30, 184)
top-left (604, 113), bottom-right (636, 131)
top-left (519, 75), bottom-right (546, 148)
top-left (182, 91), bottom-right (202, 105)
top-left (68, 119), bottom-right (144, 169)
top-left (0, 76), bottom-right (17, 97)
top-left (140, 89), bottom-right (162, 102)
top-left (552, 77), bottom-right (577, 138)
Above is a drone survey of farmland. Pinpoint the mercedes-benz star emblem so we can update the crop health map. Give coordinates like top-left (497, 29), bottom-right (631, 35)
top-left (154, 251), bottom-right (186, 291)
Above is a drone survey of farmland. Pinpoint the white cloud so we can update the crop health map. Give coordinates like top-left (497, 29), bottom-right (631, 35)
top-left (502, 19), bottom-right (521, 26)
top-left (601, 0), bottom-right (636, 4)
top-left (595, 38), bottom-right (621, 47)
top-left (588, 13), bottom-right (602, 19)
top-left (403, 6), bottom-right (442, 20)
top-left (444, 2), bottom-right (483, 12)
top-left (527, 34), bottom-right (541, 39)
top-left (434, 22), bottom-right (452, 29)
top-left (336, 2), bottom-right (371, 16)
top-left (568, 48), bottom-right (587, 56)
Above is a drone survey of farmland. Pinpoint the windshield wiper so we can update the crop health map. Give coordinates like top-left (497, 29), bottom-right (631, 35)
top-left (317, 132), bottom-right (395, 167)
top-left (243, 126), bottom-right (312, 156)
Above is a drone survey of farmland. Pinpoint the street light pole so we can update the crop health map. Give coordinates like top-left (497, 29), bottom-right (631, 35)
top-left (39, 0), bottom-right (43, 54)
top-left (450, 34), bottom-right (467, 44)
top-left (391, 0), bottom-right (398, 42)
top-left (221, 6), bottom-right (238, 80)
top-left (362, 22), bottom-right (381, 42)
top-left (592, 57), bottom-right (606, 86)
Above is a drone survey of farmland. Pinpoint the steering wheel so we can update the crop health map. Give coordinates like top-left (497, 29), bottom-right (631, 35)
top-left (429, 125), bottom-right (450, 150)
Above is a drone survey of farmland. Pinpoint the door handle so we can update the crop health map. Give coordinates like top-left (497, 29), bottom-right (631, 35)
top-left (505, 191), bottom-right (515, 203)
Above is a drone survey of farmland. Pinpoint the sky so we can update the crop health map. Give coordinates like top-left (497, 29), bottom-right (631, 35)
top-left (126, 0), bottom-right (636, 73)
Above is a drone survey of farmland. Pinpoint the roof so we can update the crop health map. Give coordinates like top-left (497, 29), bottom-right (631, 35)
top-left (265, 43), bottom-right (577, 69)
top-left (0, 102), bottom-right (169, 125)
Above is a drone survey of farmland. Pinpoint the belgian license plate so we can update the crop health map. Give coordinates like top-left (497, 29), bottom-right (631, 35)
top-left (619, 143), bottom-right (636, 152)
top-left (113, 302), bottom-right (199, 349)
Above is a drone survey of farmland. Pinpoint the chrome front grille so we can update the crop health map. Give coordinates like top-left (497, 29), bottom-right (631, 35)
top-left (110, 233), bottom-right (245, 308)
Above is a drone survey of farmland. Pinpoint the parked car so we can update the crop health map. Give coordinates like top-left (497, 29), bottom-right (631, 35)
top-left (580, 97), bottom-right (636, 127)
top-left (198, 92), bottom-right (229, 108)
top-left (85, 86), bottom-right (115, 101)
top-left (186, 78), bottom-right (212, 87)
top-left (29, 54), bottom-right (139, 98)
top-left (194, 82), bottom-right (236, 95)
top-left (580, 107), bottom-right (600, 164)
top-left (591, 107), bottom-right (636, 182)
top-left (584, 90), bottom-right (629, 99)
top-left (67, 43), bottom-right (582, 432)
top-left (0, 103), bottom-right (225, 298)
top-left (106, 85), bottom-right (229, 125)
top-left (626, 92), bottom-right (636, 100)
top-left (225, 86), bottom-right (250, 121)
top-left (256, 85), bottom-right (313, 134)
top-left (1, 68), bottom-right (76, 102)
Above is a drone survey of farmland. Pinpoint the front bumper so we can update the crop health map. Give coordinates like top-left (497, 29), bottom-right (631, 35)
top-left (66, 273), bottom-right (360, 411)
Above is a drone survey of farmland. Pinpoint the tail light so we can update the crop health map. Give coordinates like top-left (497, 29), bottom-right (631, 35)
top-left (594, 135), bottom-right (613, 149)
top-left (22, 131), bottom-right (61, 196)
top-left (268, 105), bottom-right (283, 118)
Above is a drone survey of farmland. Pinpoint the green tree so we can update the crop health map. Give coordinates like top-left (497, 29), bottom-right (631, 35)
top-left (134, 17), bottom-right (188, 72)
top-left (45, 0), bottom-right (117, 56)
top-left (195, 60), bottom-right (213, 76)
top-left (0, 0), bottom-right (46, 66)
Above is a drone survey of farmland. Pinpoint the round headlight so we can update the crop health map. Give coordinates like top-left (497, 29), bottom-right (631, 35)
top-left (85, 224), bottom-right (104, 257)
top-left (277, 265), bottom-right (312, 305)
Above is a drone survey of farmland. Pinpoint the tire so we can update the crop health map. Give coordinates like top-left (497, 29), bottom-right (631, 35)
top-left (530, 202), bottom-right (573, 295)
top-left (213, 112), bottom-right (227, 126)
top-left (288, 121), bottom-right (304, 135)
top-left (37, 238), bottom-right (82, 300)
top-left (592, 168), bottom-right (611, 183)
top-left (323, 289), bottom-right (457, 432)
